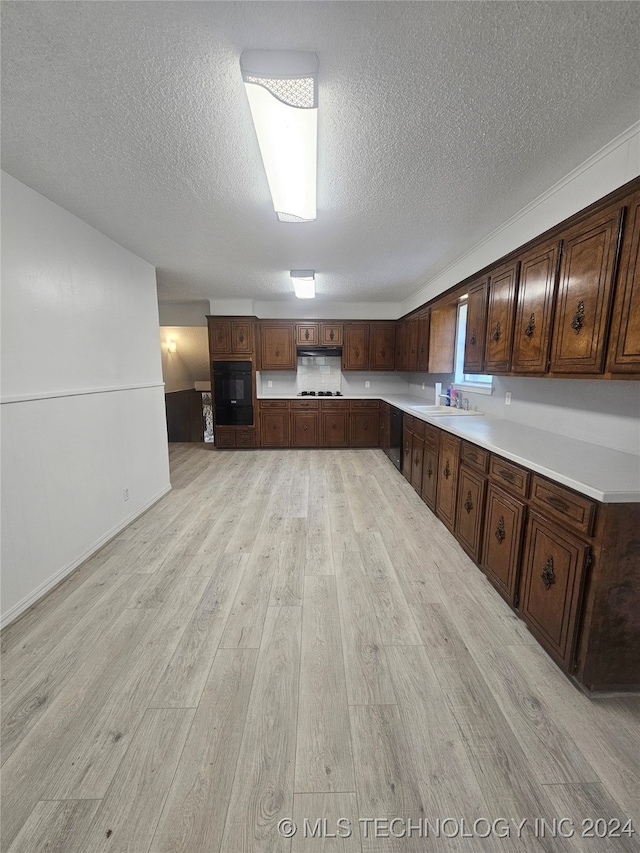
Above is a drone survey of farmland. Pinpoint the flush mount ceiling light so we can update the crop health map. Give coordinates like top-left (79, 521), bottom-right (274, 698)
top-left (240, 50), bottom-right (318, 223)
top-left (290, 270), bottom-right (315, 299)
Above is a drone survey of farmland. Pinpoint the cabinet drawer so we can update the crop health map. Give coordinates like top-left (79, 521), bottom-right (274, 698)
top-left (236, 428), bottom-right (256, 447)
top-left (461, 441), bottom-right (489, 473)
top-left (320, 399), bottom-right (350, 410)
top-left (489, 455), bottom-right (530, 498)
top-left (215, 428), bottom-right (236, 448)
top-left (529, 476), bottom-right (596, 537)
top-left (350, 400), bottom-right (379, 409)
top-left (411, 419), bottom-right (426, 440)
top-left (423, 423), bottom-right (441, 448)
top-left (290, 399), bottom-right (319, 410)
top-left (259, 400), bottom-right (289, 410)
top-left (404, 414), bottom-right (415, 431)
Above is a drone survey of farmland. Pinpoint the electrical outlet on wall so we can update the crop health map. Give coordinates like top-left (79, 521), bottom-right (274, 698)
top-left (267, 380), bottom-right (273, 388)
top-left (421, 382), bottom-right (426, 390)
top-left (505, 392), bottom-right (512, 406)
top-left (123, 487), bottom-right (130, 502)
top-left (365, 380), bottom-right (370, 388)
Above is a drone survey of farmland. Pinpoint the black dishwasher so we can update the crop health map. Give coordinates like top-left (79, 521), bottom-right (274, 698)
top-left (388, 406), bottom-right (403, 470)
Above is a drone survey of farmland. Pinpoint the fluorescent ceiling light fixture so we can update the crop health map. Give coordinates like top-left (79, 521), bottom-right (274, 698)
top-left (291, 270), bottom-right (315, 299)
top-left (240, 50), bottom-right (318, 222)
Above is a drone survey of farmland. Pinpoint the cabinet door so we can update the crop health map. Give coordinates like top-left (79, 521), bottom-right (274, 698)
top-left (343, 324), bottom-right (370, 370)
top-left (417, 309), bottom-right (430, 372)
top-left (608, 189), bottom-right (640, 373)
top-left (519, 512), bottom-right (589, 671)
top-left (296, 324), bottom-right (319, 346)
top-left (402, 426), bottom-right (413, 480)
top-left (291, 411), bottom-right (319, 447)
top-left (463, 277), bottom-right (489, 373)
top-left (232, 321), bottom-right (253, 354)
top-left (395, 322), bottom-right (407, 371)
top-left (455, 465), bottom-right (487, 563)
top-left (260, 411), bottom-right (289, 446)
top-left (407, 317), bottom-right (419, 371)
top-left (214, 427), bottom-right (236, 448)
top-left (369, 323), bottom-right (395, 370)
top-left (320, 323), bottom-right (343, 346)
top-left (421, 445), bottom-right (439, 510)
top-left (321, 412), bottom-right (349, 447)
top-left (511, 241), bottom-right (561, 374)
top-left (260, 324), bottom-right (295, 370)
top-left (209, 319), bottom-right (232, 356)
top-left (436, 434), bottom-right (461, 532)
top-left (484, 260), bottom-right (520, 372)
top-left (481, 484), bottom-right (526, 606)
top-left (549, 204), bottom-right (624, 374)
top-left (410, 435), bottom-right (424, 493)
top-left (350, 412), bottom-right (378, 447)
top-left (428, 303), bottom-right (458, 373)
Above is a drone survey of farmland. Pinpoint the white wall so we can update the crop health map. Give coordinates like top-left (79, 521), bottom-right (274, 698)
top-left (1, 172), bottom-right (171, 627)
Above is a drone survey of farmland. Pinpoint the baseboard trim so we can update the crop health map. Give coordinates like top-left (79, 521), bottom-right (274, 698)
top-left (0, 483), bottom-right (172, 630)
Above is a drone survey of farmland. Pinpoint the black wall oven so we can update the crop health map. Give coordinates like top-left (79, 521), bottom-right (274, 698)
top-left (213, 361), bottom-right (254, 426)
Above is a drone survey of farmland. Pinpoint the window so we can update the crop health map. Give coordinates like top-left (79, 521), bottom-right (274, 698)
top-left (453, 301), bottom-right (493, 393)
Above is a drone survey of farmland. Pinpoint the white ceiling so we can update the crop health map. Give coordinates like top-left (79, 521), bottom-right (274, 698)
top-left (2, 2), bottom-right (639, 306)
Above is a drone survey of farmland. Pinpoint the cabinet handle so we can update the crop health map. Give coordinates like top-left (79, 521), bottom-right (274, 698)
top-left (467, 451), bottom-right (478, 461)
top-left (414, 453), bottom-right (420, 465)
top-left (570, 300), bottom-right (585, 335)
top-left (329, 329), bottom-right (335, 341)
top-left (305, 328), bottom-right (310, 340)
top-left (381, 349), bottom-right (386, 358)
top-left (217, 332), bottom-right (224, 343)
top-left (354, 347), bottom-right (360, 358)
top-left (492, 322), bottom-right (502, 343)
top-left (426, 466), bottom-right (433, 478)
top-left (238, 333), bottom-right (245, 343)
top-left (541, 555), bottom-right (556, 590)
top-left (443, 459), bottom-right (451, 479)
top-left (275, 347), bottom-right (280, 357)
top-left (495, 516), bottom-right (505, 544)
top-left (524, 313), bottom-right (535, 340)
top-left (303, 423), bottom-right (308, 431)
top-left (332, 423), bottom-right (337, 430)
top-left (470, 329), bottom-right (477, 347)
top-left (498, 468), bottom-right (515, 483)
top-left (464, 491), bottom-right (473, 513)
top-left (546, 494), bottom-right (569, 512)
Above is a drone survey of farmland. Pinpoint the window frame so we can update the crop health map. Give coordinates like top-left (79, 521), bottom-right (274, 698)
top-left (453, 300), bottom-right (494, 396)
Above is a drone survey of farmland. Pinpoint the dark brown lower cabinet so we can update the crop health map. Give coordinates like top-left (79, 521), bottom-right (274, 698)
top-left (435, 434), bottom-right (461, 533)
top-left (481, 484), bottom-right (526, 606)
top-left (410, 435), bottom-right (424, 494)
top-left (291, 411), bottom-right (319, 447)
top-left (350, 411), bottom-right (379, 447)
top-left (454, 465), bottom-right (487, 563)
top-left (519, 512), bottom-right (589, 672)
top-left (402, 424), bottom-right (413, 480)
top-left (260, 412), bottom-right (289, 447)
top-left (321, 412), bottom-right (349, 447)
top-left (421, 444), bottom-right (439, 510)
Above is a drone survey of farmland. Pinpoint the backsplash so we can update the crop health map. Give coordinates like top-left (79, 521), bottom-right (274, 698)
top-left (297, 356), bottom-right (342, 393)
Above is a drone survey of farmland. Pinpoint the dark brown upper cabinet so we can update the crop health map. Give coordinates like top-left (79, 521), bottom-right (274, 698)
top-left (484, 260), bottom-right (520, 373)
top-left (607, 189), bottom-right (640, 373)
top-left (259, 322), bottom-right (296, 370)
top-left (208, 317), bottom-right (254, 357)
top-left (296, 323), bottom-right (319, 346)
top-left (369, 322), bottom-right (396, 370)
top-left (320, 323), bottom-right (344, 346)
top-left (416, 308), bottom-right (430, 372)
top-left (343, 323), bottom-right (370, 370)
top-left (511, 240), bottom-right (562, 374)
top-left (463, 276), bottom-right (489, 373)
top-left (428, 302), bottom-right (458, 374)
top-left (549, 203), bottom-right (624, 374)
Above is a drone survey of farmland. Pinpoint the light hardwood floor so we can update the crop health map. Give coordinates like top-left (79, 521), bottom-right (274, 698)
top-left (2, 445), bottom-right (639, 853)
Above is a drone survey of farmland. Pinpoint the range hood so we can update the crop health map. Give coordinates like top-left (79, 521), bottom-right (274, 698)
top-left (296, 345), bottom-right (343, 357)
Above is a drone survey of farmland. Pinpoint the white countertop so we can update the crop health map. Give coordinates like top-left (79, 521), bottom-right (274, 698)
top-left (257, 392), bottom-right (640, 502)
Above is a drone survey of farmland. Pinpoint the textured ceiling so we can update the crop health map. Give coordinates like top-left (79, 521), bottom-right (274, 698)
top-left (2, 2), bottom-right (639, 305)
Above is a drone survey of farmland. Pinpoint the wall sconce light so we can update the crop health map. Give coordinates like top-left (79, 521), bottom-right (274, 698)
top-left (240, 50), bottom-right (318, 222)
top-left (167, 340), bottom-right (177, 353)
top-left (291, 270), bottom-right (315, 299)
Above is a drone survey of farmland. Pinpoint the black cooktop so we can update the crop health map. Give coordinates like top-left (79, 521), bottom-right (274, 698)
top-left (298, 391), bottom-right (343, 396)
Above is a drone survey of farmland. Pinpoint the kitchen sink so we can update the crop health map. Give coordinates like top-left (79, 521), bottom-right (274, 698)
top-left (409, 405), bottom-right (483, 417)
